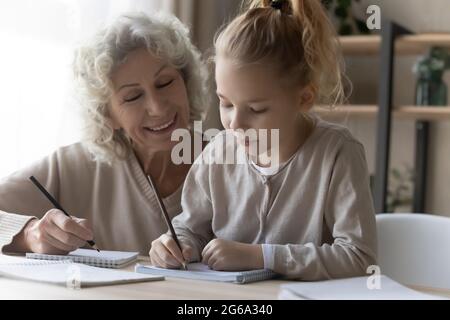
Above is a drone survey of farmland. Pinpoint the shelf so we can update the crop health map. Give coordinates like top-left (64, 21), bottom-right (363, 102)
top-left (313, 105), bottom-right (450, 121)
top-left (396, 106), bottom-right (450, 120)
top-left (340, 33), bottom-right (450, 55)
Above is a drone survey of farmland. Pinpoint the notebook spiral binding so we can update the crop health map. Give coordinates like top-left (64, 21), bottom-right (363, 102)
top-left (28, 255), bottom-right (116, 268)
top-left (235, 270), bottom-right (277, 284)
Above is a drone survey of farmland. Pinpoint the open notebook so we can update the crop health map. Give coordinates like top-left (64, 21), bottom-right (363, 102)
top-left (135, 263), bottom-right (277, 284)
top-left (0, 259), bottom-right (164, 288)
top-left (26, 249), bottom-right (138, 269)
top-left (278, 275), bottom-right (446, 300)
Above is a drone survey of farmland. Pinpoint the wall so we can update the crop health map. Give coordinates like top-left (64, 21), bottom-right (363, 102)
top-left (191, 0), bottom-right (242, 130)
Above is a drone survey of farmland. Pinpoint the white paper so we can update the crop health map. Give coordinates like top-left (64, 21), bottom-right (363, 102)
top-left (278, 275), bottom-right (446, 300)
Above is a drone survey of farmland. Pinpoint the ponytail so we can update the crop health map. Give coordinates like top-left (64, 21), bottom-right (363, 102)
top-left (215, 0), bottom-right (348, 106)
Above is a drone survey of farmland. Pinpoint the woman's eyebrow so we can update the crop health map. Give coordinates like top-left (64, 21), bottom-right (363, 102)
top-left (117, 83), bottom-right (140, 92)
top-left (116, 64), bottom-right (170, 92)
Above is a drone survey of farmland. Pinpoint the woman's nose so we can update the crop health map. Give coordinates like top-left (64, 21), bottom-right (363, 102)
top-left (144, 94), bottom-right (167, 117)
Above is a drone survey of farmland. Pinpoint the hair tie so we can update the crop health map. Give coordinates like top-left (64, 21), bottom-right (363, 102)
top-left (270, 0), bottom-right (284, 10)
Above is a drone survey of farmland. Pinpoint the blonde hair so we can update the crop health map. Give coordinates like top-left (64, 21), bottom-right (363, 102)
top-left (214, 0), bottom-right (348, 107)
top-left (73, 12), bottom-right (210, 164)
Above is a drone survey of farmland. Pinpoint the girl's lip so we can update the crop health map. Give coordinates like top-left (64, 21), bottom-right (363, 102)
top-left (244, 138), bottom-right (258, 147)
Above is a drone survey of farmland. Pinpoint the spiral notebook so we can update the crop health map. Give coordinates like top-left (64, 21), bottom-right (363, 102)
top-left (26, 249), bottom-right (138, 269)
top-left (135, 263), bottom-right (277, 284)
top-left (0, 259), bottom-right (164, 288)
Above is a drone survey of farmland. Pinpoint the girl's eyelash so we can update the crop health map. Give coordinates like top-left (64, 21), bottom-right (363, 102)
top-left (250, 108), bottom-right (267, 114)
top-left (220, 103), bottom-right (233, 109)
top-left (219, 104), bottom-right (267, 114)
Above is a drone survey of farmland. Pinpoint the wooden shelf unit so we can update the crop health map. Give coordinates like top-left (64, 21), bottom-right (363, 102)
top-left (314, 105), bottom-right (450, 121)
top-left (340, 33), bottom-right (450, 55)
top-left (336, 25), bottom-right (450, 213)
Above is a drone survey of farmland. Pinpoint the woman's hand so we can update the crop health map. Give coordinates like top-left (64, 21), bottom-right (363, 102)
top-left (149, 234), bottom-right (193, 269)
top-left (201, 239), bottom-right (264, 271)
top-left (12, 209), bottom-right (94, 254)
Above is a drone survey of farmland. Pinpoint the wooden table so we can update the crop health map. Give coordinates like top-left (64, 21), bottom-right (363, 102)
top-left (0, 256), bottom-right (449, 300)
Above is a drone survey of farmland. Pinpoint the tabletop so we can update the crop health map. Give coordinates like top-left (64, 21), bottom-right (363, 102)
top-left (0, 255), bottom-right (449, 300)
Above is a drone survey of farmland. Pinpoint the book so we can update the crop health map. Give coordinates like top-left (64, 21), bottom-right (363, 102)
top-left (278, 275), bottom-right (446, 300)
top-left (26, 248), bottom-right (138, 269)
top-left (135, 262), bottom-right (277, 284)
top-left (0, 259), bottom-right (164, 288)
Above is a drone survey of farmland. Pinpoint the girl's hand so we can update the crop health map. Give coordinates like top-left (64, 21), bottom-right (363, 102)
top-left (201, 239), bottom-right (264, 271)
top-left (149, 234), bottom-right (193, 269)
top-left (14, 209), bottom-right (93, 254)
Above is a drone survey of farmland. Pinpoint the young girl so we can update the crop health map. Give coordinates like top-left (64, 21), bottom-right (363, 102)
top-left (150, 0), bottom-right (377, 280)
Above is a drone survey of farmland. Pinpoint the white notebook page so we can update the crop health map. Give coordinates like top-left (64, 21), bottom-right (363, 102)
top-left (278, 275), bottom-right (446, 300)
top-left (0, 259), bottom-right (163, 288)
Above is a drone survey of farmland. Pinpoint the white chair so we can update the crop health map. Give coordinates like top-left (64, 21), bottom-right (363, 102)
top-left (376, 213), bottom-right (450, 289)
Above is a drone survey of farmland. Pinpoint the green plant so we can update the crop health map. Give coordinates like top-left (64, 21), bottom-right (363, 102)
top-left (414, 47), bottom-right (450, 79)
top-left (414, 47), bottom-right (450, 106)
top-left (386, 166), bottom-right (414, 213)
top-left (321, 0), bottom-right (370, 35)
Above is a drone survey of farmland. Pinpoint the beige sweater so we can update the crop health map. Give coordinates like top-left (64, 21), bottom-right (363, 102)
top-left (0, 143), bottom-right (182, 254)
top-left (173, 120), bottom-right (377, 280)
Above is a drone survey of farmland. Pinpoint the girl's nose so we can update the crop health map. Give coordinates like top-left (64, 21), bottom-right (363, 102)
top-left (229, 110), bottom-right (246, 131)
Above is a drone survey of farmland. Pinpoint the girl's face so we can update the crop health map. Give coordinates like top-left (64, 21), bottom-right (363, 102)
top-left (109, 48), bottom-right (190, 153)
top-left (215, 57), bottom-right (313, 161)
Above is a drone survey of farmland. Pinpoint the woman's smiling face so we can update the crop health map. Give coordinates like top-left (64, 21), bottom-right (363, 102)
top-left (109, 48), bottom-right (190, 152)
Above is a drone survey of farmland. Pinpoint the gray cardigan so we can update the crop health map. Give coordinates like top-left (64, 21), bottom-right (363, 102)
top-left (173, 120), bottom-right (377, 280)
top-left (0, 143), bottom-right (182, 254)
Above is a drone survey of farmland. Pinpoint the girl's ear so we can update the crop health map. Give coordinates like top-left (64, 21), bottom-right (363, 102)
top-left (298, 85), bottom-right (316, 112)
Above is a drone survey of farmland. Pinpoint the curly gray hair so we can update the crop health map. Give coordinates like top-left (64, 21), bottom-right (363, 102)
top-left (73, 12), bottom-right (210, 163)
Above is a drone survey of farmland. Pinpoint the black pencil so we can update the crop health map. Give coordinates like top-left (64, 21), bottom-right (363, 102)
top-left (146, 174), bottom-right (187, 270)
top-left (29, 176), bottom-right (100, 252)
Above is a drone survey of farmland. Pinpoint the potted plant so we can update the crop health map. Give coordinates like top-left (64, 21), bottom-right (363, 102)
top-left (322, 0), bottom-right (371, 35)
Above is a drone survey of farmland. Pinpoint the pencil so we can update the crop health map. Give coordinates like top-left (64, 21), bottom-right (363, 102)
top-left (146, 174), bottom-right (187, 270)
top-left (29, 176), bottom-right (100, 252)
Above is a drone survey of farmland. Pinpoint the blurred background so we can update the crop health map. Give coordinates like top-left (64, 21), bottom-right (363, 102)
top-left (0, 0), bottom-right (449, 216)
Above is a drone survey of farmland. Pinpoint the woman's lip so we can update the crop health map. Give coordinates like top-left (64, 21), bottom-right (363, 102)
top-left (144, 114), bottom-right (177, 134)
top-left (146, 114), bottom-right (176, 130)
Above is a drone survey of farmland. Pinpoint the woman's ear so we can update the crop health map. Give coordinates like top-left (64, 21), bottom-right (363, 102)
top-left (109, 118), bottom-right (121, 130)
top-left (106, 104), bottom-right (121, 130)
top-left (298, 85), bottom-right (316, 112)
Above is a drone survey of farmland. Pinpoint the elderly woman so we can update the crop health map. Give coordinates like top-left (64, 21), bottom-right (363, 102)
top-left (0, 12), bottom-right (209, 255)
